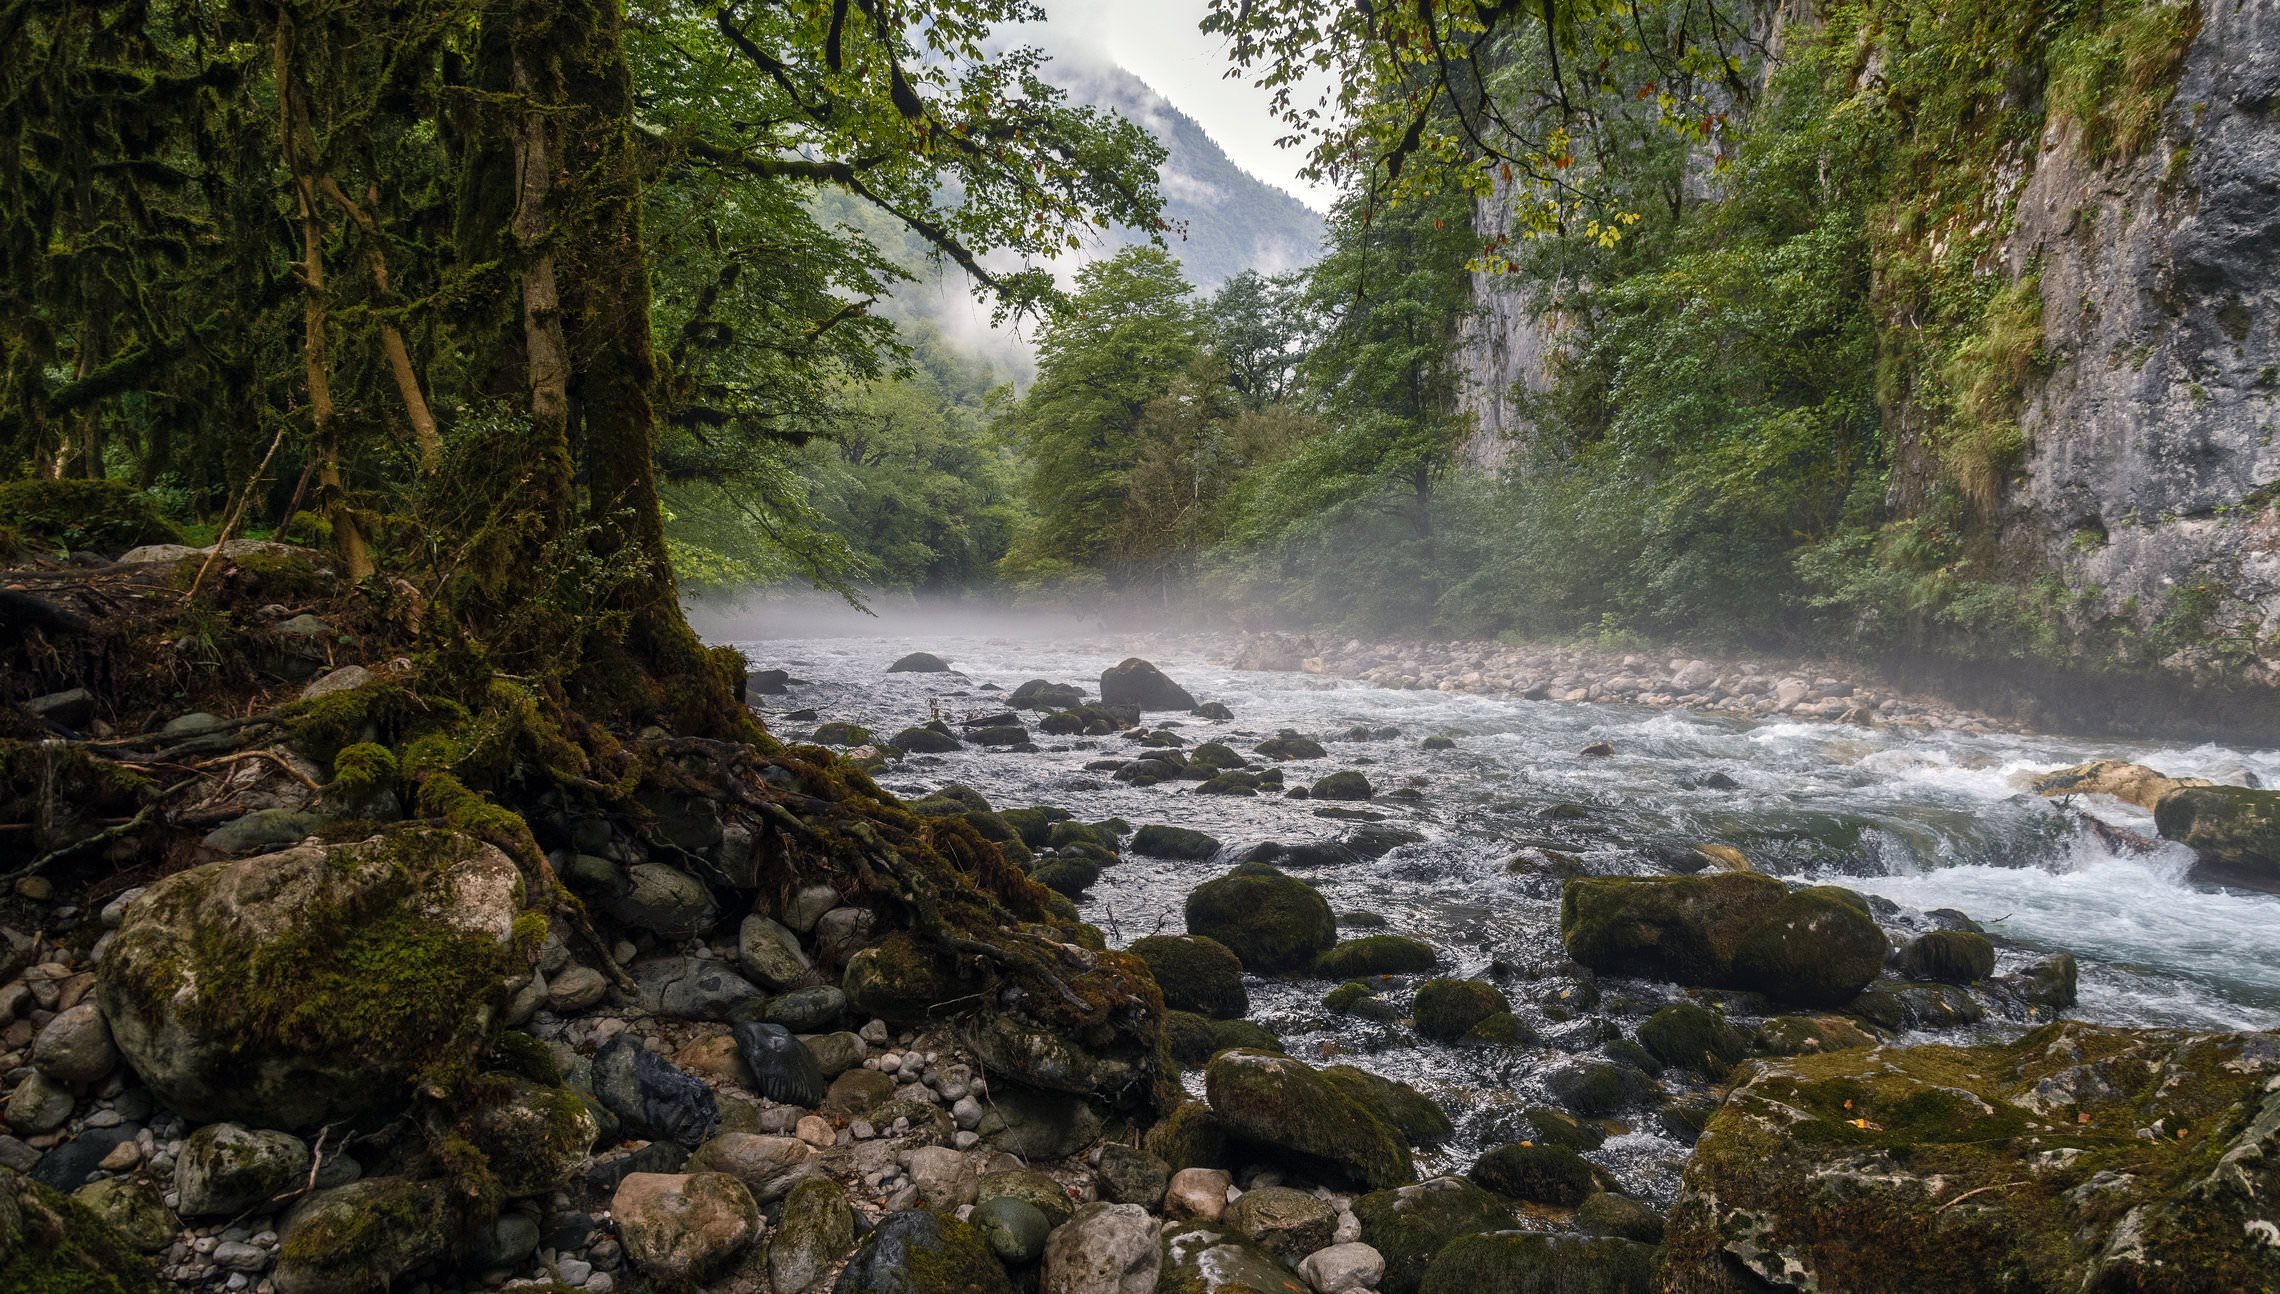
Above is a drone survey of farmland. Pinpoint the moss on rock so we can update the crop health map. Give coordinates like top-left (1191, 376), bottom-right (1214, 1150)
top-left (1412, 978), bottom-right (1509, 1042)
top-left (1184, 863), bottom-right (1336, 973)
top-left (0, 1167), bottom-right (165, 1293)
top-left (1352, 1176), bottom-right (1515, 1294)
top-left (1636, 1002), bottom-right (1753, 1079)
top-left (1129, 935), bottom-right (1250, 1020)
top-left (1731, 886), bottom-right (1889, 1007)
top-left (1204, 1049), bottom-right (1414, 1190)
top-left (1560, 872), bottom-right (1786, 986)
top-left (1895, 930), bottom-right (1997, 984)
top-left (2154, 784), bottom-right (2280, 878)
top-left (1320, 1064), bottom-right (1454, 1146)
top-left (1418, 1230), bottom-right (1656, 1294)
top-left (1314, 935), bottom-right (1439, 978)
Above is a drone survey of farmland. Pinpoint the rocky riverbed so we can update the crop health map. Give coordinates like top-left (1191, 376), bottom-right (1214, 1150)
top-left (6, 604), bottom-right (2280, 1294)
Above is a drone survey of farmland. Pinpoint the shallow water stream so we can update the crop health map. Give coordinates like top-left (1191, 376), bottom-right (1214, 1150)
top-left (711, 613), bottom-right (2280, 1202)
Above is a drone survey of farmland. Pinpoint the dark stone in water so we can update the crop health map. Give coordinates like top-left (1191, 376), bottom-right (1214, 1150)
top-left (1192, 701), bottom-right (1235, 720)
top-left (1010, 679), bottom-right (1085, 710)
top-left (783, 708), bottom-right (819, 721)
top-left (733, 1022), bottom-right (828, 1107)
top-left (1243, 839), bottom-right (1363, 869)
top-left (592, 1033), bottom-right (719, 1149)
top-left (750, 669), bottom-right (791, 695)
top-left (888, 652), bottom-right (953, 673)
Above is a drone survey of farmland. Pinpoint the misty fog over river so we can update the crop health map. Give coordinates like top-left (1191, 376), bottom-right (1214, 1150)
top-left (697, 602), bottom-right (2280, 1199)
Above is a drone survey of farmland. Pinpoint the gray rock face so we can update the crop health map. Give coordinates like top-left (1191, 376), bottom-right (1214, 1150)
top-left (632, 956), bottom-right (764, 1021)
top-left (738, 914), bottom-right (813, 990)
top-left (30, 1003), bottom-right (116, 1086)
top-left (604, 863), bottom-right (718, 938)
top-left (1042, 1202), bottom-right (1160, 1294)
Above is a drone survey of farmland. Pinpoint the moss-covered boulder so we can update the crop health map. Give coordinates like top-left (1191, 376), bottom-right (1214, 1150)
top-left (1204, 1049), bottom-right (1414, 1190)
top-left (273, 1176), bottom-right (459, 1294)
top-left (1636, 1002), bottom-right (1752, 1079)
top-left (1314, 935), bottom-right (1438, 978)
top-left (1144, 1101), bottom-right (1229, 1171)
top-left (1132, 824), bottom-right (1222, 860)
top-left (1321, 1064), bottom-right (1454, 1145)
top-left (1559, 872), bottom-right (1786, 986)
top-left (1412, 978), bottom-right (1509, 1042)
top-left (1184, 863), bottom-right (1336, 973)
top-left (1311, 770), bottom-right (1373, 800)
top-left (1101, 658), bottom-right (1197, 712)
top-left (2155, 785), bottom-right (2280, 880)
top-left (1159, 1222), bottom-right (1309, 1294)
top-left (1545, 1058), bottom-right (1658, 1117)
top-left (1352, 1176), bottom-right (1515, 1294)
top-left (1028, 857), bottom-right (1100, 898)
top-left (97, 829), bottom-right (531, 1130)
top-left (1731, 887), bottom-right (1889, 1007)
top-left (0, 1167), bottom-right (165, 1292)
top-left (1522, 1105), bottom-right (1605, 1153)
top-left (842, 931), bottom-right (995, 1025)
top-left (833, 1207), bottom-right (1010, 1294)
top-left (1469, 1141), bottom-right (1606, 1206)
top-left (1663, 1021), bottom-right (2280, 1292)
top-left (456, 1075), bottom-right (598, 1197)
top-left (1895, 929), bottom-right (1997, 984)
top-left (1418, 1231), bottom-right (1656, 1294)
top-left (1129, 935), bottom-right (1249, 1019)
top-left (770, 1175), bottom-right (857, 1293)
top-left (1756, 1013), bottom-right (1878, 1056)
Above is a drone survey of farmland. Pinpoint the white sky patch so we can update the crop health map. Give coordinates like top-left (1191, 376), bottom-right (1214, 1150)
top-left (1020, 1), bottom-right (1336, 213)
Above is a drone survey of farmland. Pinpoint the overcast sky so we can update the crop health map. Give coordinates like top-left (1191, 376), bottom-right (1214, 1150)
top-left (1028, 1), bottom-right (1336, 212)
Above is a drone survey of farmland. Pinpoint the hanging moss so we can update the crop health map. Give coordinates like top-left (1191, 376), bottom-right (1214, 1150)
top-left (0, 479), bottom-right (182, 556)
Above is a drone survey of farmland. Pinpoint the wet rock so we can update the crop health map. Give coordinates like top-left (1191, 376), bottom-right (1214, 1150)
top-left (1418, 1230), bottom-right (1656, 1294)
top-left (1145, 1101), bottom-right (1229, 1171)
top-left (1131, 824), bottom-right (1223, 860)
top-left (1096, 1143), bottom-right (1172, 1206)
top-left (733, 1021), bottom-right (828, 1107)
top-left (612, 1170), bottom-right (760, 1283)
top-left (98, 830), bottom-right (525, 1129)
top-left (1847, 980), bottom-right (1987, 1031)
top-left (604, 862), bottom-right (718, 938)
top-left (1224, 1184), bottom-right (1336, 1262)
top-left (1192, 701), bottom-right (1236, 720)
top-left (889, 652), bottom-right (954, 673)
top-left (810, 722), bottom-right (875, 746)
top-left (1469, 1142), bottom-right (1605, 1206)
top-left (274, 1176), bottom-right (459, 1294)
top-left (1412, 978), bottom-right (1509, 1042)
top-left (1756, 1013), bottom-right (1878, 1056)
top-left (31, 1125), bottom-right (139, 1191)
top-left (972, 1194), bottom-right (1051, 1265)
top-left (687, 1133), bottom-right (819, 1204)
top-left (593, 1033), bottom-right (721, 1149)
top-left (895, 726), bottom-right (965, 753)
top-left (1100, 658), bottom-right (1197, 711)
top-left (1310, 771), bottom-right (1373, 800)
top-left (1204, 1049), bottom-right (1413, 1190)
top-left (1043, 1201), bottom-right (1159, 1294)
top-left (2155, 785), bottom-right (2280, 879)
top-left (770, 1175), bottom-right (856, 1291)
top-left (1895, 929), bottom-right (1997, 984)
top-left (633, 955), bottom-right (765, 1021)
top-left (976, 1166), bottom-right (1076, 1228)
top-left (1, 1167), bottom-right (169, 1291)
top-left (836, 1208), bottom-right (1010, 1294)
top-left (1522, 1106), bottom-right (1604, 1153)
top-left (1314, 934), bottom-right (1438, 978)
top-left (1730, 886), bottom-right (1889, 1006)
top-left (1320, 1065), bottom-right (1453, 1145)
top-left (1128, 935), bottom-right (1249, 1019)
top-left (1185, 863), bottom-right (1336, 973)
top-left (177, 1122), bottom-right (311, 1216)
top-left (1011, 680), bottom-right (1087, 710)
top-left (71, 1175), bottom-right (175, 1252)
top-left (1575, 1192), bottom-right (1664, 1244)
top-left (1255, 733), bottom-right (1328, 760)
top-left (1030, 857), bottom-right (1100, 898)
top-left (979, 1084), bottom-right (1103, 1160)
top-left (1160, 1221), bottom-right (1310, 1294)
top-left (1544, 1058), bottom-right (1657, 1117)
top-left (1663, 1022), bottom-right (2280, 1292)
top-left (1558, 871), bottom-right (1786, 987)
top-left (1352, 1177), bottom-right (1519, 1294)
top-left (1636, 1002), bottom-right (1752, 1079)
top-left (2033, 759), bottom-right (2210, 809)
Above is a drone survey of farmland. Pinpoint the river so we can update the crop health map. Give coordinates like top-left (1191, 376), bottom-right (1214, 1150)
top-left (705, 609), bottom-right (2280, 1200)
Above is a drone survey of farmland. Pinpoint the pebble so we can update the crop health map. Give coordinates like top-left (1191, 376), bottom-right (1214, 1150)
top-left (795, 1114), bottom-right (836, 1148)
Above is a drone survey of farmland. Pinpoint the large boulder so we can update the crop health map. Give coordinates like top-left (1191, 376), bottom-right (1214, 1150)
top-left (1662, 1021), bottom-right (2280, 1292)
top-left (834, 1208), bottom-right (1009, 1294)
top-left (1559, 872), bottom-right (1786, 987)
top-left (1352, 1176), bottom-right (1515, 1294)
top-left (1159, 1222), bottom-right (1309, 1294)
top-left (1412, 979), bottom-right (1508, 1042)
top-left (612, 1171), bottom-right (761, 1284)
top-left (1417, 1231), bottom-right (1655, 1294)
top-left (97, 829), bottom-right (529, 1130)
top-left (1204, 1049), bottom-right (1413, 1190)
top-left (1730, 886), bottom-right (1888, 1007)
top-left (1042, 1201), bottom-right (1159, 1294)
top-left (888, 652), bottom-right (954, 673)
top-left (771, 1175), bottom-right (856, 1292)
top-left (274, 1176), bottom-right (459, 1294)
top-left (1184, 863), bottom-right (1335, 973)
top-left (2155, 785), bottom-right (2280, 879)
top-left (1127, 935), bottom-right (1249, 1020)
top-left (1100, 658), bottom-right (1197, 712)
top-left (0, 1166), bottom-right (167, 1292)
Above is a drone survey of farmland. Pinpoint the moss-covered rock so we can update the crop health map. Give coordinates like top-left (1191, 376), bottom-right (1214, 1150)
top-left (1523, 1106), bottom-right (1605, 1152)
top-left (1159, 1222), bottom-right (1308, 1294)
top-left (97, 829), bottom-right (531, 1130)
top-left (831, 1207), bottom-right (1009, 1294)
top-left (273, 1176), bottom-right (459, 1294)
top-left (1144, 1101), bottom-right (1228, 1171)
top-left (1636, 1002), bottom-right (1752, 1079)
top-left (1559, 872), bottom-right (1787, 987)
top-left (1576, 1192), bottom-right (1664, 1244)
top-left (1756, 1013), bottom-right (1879, 1056)
top-left (1321, 1064), bottom-right (1455, 1146)
top-left (0, 1167), bottom-right (165, 1292)
top-left (1895, 930), bottom-right (1997, 984)
top-left (1028, 857), bottom-right (1100, 898)
top-left (1469, 1141), bottom-right (1607, 1206)
top-left (2154, 785), bottom-right (2280, 878)
top-left (1313, 935), bottom-right (1439, 978)
top-left (1132, 824), bottom-right (1223, 860)
top-left (1223, 1185), bottom-right (1336, 1263)
top-left (842, 931), bottom-right (995, 1025)
top-left (1129, 935), bottom-right (1249, 1019)
top-left (1730, 886), bottom-right (1890, 1008)
top-left (1412, 978), bottom-right (1509, 1042)
top-left (1311, 770), bottom-right (1374, 800)
top-left (1545, 1058), bottom-right (1658, 1117)
top-left (1417, 1230), bottom-right (1656, 1294)
top-left (1352, 1176), bottom-right (1516, 1294)
top-left (1184, 863), bottom-right (1336, 973)
top-left (1663, 1021), bottom-right (2280, 1293)
top-left (770, 1175), bottom-right (856, 1293)
top-left (456, 1075), bottom-right (598, 1197)
top-left (1204, 1049), bottom-right (1414, 1190)
top-left (69, 1179), bottom-right (175, 1255)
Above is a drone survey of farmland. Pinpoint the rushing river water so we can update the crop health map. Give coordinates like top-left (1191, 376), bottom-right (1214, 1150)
top-left (711, 613), bottom-right (2280, 1200)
